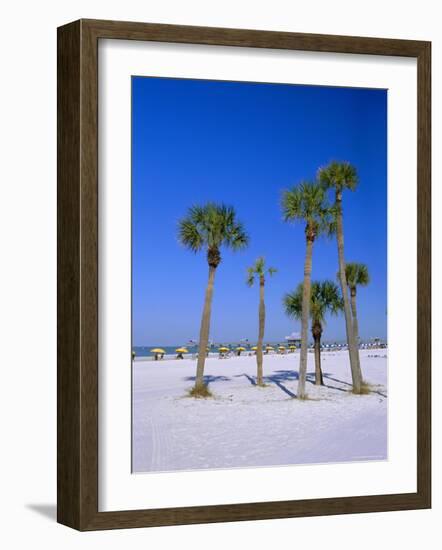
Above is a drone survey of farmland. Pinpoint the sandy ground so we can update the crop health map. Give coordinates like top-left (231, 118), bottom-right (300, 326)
top-left (132, 349), bottom-right (387, 473)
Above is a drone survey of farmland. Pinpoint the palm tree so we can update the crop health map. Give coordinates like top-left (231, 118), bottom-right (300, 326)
top-left (344, 262), bottom-right (370, 353)
top-left (284, 281), bottom-right (343, 385)
top-left (318, 161), bottom-right (363, 393)
top-left (178, 203), bottom-right (249, 394)
top-left (246, 257), bottom-right (277, 386)
top-left (282, 181), bottom-right (334, 399)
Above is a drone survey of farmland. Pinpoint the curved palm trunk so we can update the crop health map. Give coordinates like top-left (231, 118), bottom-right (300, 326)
top-left (312, 321), bottom-right (324, 386)
top-left (195, 266), bottom-right (216, 389)
top-left (256, 276), bottom-right (265, 386)
top-left (298, 237), bottom-right (313, 399)
top-left (335, 192), bottom-right (362, 393)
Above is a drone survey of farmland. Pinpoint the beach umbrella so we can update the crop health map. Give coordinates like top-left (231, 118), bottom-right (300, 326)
top-left (251, 346), bottom-right (257, 350)
top-left (175, 347), bottom-right (188, 359)
top-left (150, 348), bottom-right (166, 361)
top-left (235, 346), bottom-right (246, 356)
top-left (218, 347), bottom-right (230, 352)
top-left (265, 345), bottom-right (274, 350)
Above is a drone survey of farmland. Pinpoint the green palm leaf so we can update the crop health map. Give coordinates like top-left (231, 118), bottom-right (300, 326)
top-left (284, 280), bottom-right (343, 325)
top-left (178, 203), bottom-right (249, 262)
top-left (344, 262), bottom-right (370, 289)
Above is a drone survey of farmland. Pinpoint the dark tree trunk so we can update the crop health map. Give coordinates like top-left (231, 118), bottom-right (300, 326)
top-left (256, 276), bottom-right (265, 386)
top-left (350, 287), bottom-right (361, 351)
top-left (312, 321), bottom-right (324, 385)
top-left (195, 265), bottom-right (216, 389)
top-left (298, 234), bottom-right (314, 399)
top-left (335, 191), bottom-right (362, 393)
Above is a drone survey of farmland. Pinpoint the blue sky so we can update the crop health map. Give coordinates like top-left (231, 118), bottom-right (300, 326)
top-left (132, 77), bottom-right (387, 346)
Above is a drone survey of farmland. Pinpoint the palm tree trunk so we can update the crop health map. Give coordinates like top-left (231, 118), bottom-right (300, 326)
top-left (335, 191), bottom-right (362, 393)
top-left (256, 276), bottom-right (265, 386)
top-left (195, 266), bottom-right (216, 389)
top-left (312, 322), bottom-right (324, 385)
top-left (350, 288), bottom-right (361, 355)
top-left (298, 237), bottom-right (313, 399)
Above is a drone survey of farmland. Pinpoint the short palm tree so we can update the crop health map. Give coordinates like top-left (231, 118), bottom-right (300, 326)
top-left (246, 257), bottom-right (277, 386)
top-left (178, 203), bottom-right (249, 395)
top-left (282, 181), bottom-right (334, 399)
top-left (318, 161), bottom-right (363, 393)
top-left (284, 281), bottom-right (343, 385)
top-left (344, 262), bottom-right (370, 352)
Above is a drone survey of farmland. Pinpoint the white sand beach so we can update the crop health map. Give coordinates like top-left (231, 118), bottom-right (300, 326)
top-left (132, 349), bottom-right (387, 473)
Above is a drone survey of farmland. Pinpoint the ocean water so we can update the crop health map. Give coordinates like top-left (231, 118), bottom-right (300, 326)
top-left (133, 343), bottom-right (283, 359)
top-left (133, 345), bottom-right (198, 358)
top-left (132, 340), bottom-right (386, 360)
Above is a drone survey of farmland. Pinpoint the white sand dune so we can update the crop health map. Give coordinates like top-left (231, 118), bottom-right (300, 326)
top-left (132, 349), bottom-right (387, 473)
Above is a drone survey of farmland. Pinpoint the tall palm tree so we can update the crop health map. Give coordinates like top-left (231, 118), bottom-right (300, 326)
top-left (284, 280), bottom-right (344, 385)
top-left (246, 257), bottom-right (277, 386)
top-left (318, 161), bottom-right (363, 393)
top-left (344, 262), bottom-right (370, 353)
top-left (282, 181), bottom-right (334, 399)
top-left (178, 203), bottom-right (249, 394)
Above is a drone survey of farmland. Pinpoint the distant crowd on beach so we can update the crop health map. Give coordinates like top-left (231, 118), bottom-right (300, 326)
top-left (133, 338), bottom-right (387, 362)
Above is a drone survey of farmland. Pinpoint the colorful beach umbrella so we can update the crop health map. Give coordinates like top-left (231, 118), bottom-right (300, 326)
top-left (150, 348), bottom-right (166, 354)
top-left (175, 347), bottom-right (188, 353)
top-left (218, 347), bottom-right (230, 352)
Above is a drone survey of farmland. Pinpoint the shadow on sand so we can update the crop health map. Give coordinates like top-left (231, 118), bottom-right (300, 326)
top-left (184, 375), bottom-right (230, 387)
top-left (323, 373), bottom-right (387, 398)
top-left (185, 370), bottom-right (387, 399)
top-left (237, 369), bottom-right (358, 398)
top-left (235, 370), bottom-right (300, 398)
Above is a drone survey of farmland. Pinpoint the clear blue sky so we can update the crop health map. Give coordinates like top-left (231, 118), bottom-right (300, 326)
top-left (132, 77), bottom-right (387, 346)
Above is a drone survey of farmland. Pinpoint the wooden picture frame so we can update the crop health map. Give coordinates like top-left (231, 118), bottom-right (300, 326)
top-left (57, 18), bottom-right (431, 531)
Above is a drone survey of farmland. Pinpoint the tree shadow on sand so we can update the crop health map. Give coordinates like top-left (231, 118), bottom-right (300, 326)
top-left (184, 375), bottom-right (230, 387)
top-left (322, 373), bottom-right (387, 398)
top-left (235, 371), bottom-right (299, 398)
top-left (237, 370), bottom-right (356, 398)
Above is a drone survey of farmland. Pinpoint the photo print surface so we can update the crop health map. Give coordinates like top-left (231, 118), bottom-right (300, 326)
top-left (131, 76), bottom-right (387, 474)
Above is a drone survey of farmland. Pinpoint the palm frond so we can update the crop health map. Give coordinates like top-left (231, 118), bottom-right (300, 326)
top-left (345, 262), bottom-right (370, 288)
top-left (284, 280), bottom-right (343, 324)
top-left (246, 257), bottom-right (277, 286)
top-left (246, 267), bottom-right (255, 287)
top-left (177, 218), bottom-right (204, 252)
top-left (226, 219), bottom-right (249, 251)
top-left (318, 161), bottom-right (358, 192)
top-left (283, 283), bottom-right (303, 320)
top-left (178, 203), bottom-right (249, 255)
top-left (282, 180), bottom-right (333, 238)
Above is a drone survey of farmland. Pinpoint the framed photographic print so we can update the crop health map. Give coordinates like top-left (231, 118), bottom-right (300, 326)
top-left (57, 19), bottom-right (431, 530)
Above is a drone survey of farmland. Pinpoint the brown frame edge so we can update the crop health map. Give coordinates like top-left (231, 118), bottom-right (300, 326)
top-left (57, 18), bottom-right (431, 531)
